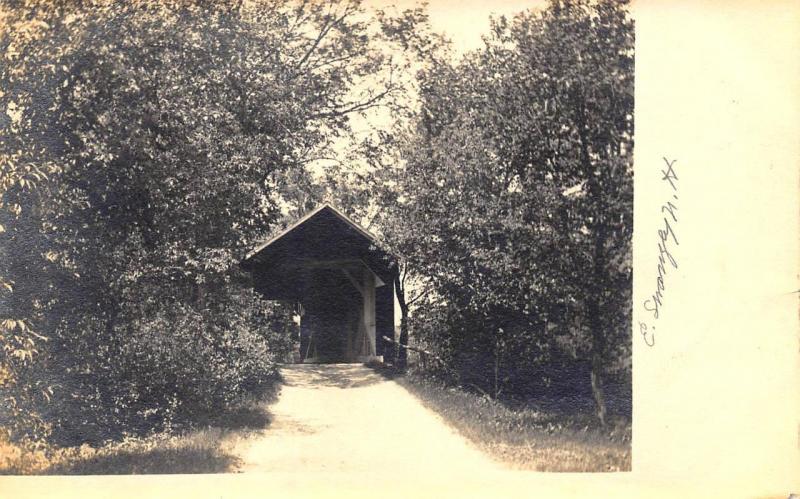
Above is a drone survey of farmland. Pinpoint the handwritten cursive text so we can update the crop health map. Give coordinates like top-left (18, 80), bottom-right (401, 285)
top-left (640, 157), bottom-right (679, 347)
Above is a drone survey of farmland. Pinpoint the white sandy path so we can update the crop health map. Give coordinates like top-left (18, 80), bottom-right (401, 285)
top-left (232, 364), bottom-right (503, 474)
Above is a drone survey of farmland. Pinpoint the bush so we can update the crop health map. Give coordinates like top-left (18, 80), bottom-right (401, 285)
top-left (39, 284), bottom-right (291, 446)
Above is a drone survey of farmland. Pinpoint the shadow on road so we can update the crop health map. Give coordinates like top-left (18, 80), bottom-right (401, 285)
top-left (280, 364), bottom-right (386, 389)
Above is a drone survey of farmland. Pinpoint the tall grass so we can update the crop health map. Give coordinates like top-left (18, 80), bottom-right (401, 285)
top-left (0, 395), bottom-right (274, 475)
top-left (393, 371), bottom-right (631, 472)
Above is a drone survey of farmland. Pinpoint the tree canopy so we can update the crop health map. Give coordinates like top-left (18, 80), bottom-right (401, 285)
top-left (0, 0), bottom-right (419, 443)
top-left (359, 0), bottom-right (633, 420)
top-left (0, 0), bottom-right (633, 449)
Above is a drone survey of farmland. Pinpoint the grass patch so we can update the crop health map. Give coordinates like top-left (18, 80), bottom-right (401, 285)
top-left (1, 395), bottom-right (275, 475)
top-left (390, 370), bottom-right (631, 472)
top-left (43, 428), bottom-right (240, 475)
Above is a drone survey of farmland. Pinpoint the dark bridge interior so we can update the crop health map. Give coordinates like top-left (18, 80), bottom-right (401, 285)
top-left (241, 205), bottom-right (396, 363)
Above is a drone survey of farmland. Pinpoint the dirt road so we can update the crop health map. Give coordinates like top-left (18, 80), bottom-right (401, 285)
top-left (232, 364), bottom-right (502, 473)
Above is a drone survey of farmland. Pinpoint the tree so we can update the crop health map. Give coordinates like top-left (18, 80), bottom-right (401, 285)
top-left (0, 0), bottom-right (417, 442)
top-left (0, 155), bottom-right (58, 443)
top-left (263, 3), bottom-right (438, 369)
top-left (370, 0), bottom-right (633, 420)
top-left (0, 2), bottom-right (70, 443)
top-left (502, 0), bottom-right (634, 424)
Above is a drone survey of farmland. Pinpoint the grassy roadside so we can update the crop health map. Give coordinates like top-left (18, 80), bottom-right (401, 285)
top-left (1, 425), bottom-right (246, 475)
top-left (0, 394), bottom-right (276, 475)
top-left (388, 370), bottom-right (631, 472)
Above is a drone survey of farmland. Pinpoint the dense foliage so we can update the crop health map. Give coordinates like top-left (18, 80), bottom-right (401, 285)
top-left (1, 0), bottom-right (632, 460)
top-left (1, 0), bottom-right (409, 446)
top-left (367, 0), bottom-right (633, 422)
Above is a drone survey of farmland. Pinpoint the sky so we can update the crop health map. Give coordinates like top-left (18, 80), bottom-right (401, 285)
top-left (319, 0), bottom-right (549, 169)
top-left (340, 1), bottom-right (549, 318)
top-left (300, 0), bottom-right (550, 205)
top-left (365, 0), bottom-right (546, 53)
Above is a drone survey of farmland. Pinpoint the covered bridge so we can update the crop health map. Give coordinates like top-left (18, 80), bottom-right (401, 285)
top-left (240, 204), bottom-right (396, 363)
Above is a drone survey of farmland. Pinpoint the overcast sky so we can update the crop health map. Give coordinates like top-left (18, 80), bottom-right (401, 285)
top-left (302, 0), bottom-right (549, 200)
top-left (369, 0), bottom-right (545, 53)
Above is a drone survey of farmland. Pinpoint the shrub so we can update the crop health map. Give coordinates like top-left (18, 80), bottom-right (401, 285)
top-left (39, 284), bottom-right (291, 446)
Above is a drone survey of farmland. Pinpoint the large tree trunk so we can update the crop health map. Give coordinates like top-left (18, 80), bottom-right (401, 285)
top-left (493, 335), bottom-right (500, 400)
top-left (588, 285), bottom-right (607, 427)
top-left (397, 313), bottom-right (409, 369)
top-left (393, 269), bottom-right (409, 370)
top-left (588, 221), bottom-right (609, 426)
top-left (588, 214), bottom-right (609, 426)
top-left (578, 102), bottom-right (609, 426)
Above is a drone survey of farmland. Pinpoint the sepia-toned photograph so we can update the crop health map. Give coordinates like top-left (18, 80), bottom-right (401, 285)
top-left (2, 0), bottom-right (633, 477)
